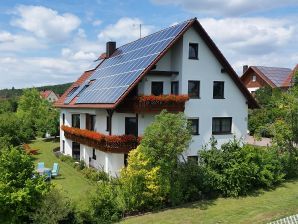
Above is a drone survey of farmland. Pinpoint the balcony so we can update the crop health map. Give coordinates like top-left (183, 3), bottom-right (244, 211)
top-left (116, 94), bottom-right (189, 113)
top-left (61, 125), bottom-right (140, 153)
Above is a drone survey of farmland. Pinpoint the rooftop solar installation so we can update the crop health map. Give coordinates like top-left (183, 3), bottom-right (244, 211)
top-left (255, 66), bottom-right (291, 87)
top-left (64, 20), bottom-right (189, 105)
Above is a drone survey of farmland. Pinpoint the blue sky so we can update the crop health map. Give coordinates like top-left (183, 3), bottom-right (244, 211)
top-left (0, 0), bottom-right (298, 89)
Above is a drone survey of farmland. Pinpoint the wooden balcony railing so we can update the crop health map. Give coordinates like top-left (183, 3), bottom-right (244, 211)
top-left (116, 95), bottom-right (189, 113)
top-left (61, 125), bottom-right (140, 153)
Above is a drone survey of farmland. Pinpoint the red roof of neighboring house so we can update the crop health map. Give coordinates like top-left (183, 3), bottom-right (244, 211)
top-left (40, 90), bottom-right (58, 99)
top-left (282, 64), bottom-right (298, 87)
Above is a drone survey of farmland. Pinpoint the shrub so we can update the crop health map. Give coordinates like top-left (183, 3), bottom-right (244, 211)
top-left (279, 150), bottom-right (298, 178)
top-left (81, 167), bottom-right (109, 182)
top-left (199, 138), bottom-right (285, 197)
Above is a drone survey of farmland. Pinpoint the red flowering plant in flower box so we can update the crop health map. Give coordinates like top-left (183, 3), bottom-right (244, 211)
top-left (137, 94), bottom-right (189, 104)
top-left (61, 125), bottom-right (141, 153)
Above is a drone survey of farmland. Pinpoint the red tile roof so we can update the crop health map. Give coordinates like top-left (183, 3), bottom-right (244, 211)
top-left (282, 64), bottom-right (298, 87)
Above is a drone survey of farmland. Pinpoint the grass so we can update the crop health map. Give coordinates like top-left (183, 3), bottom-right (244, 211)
top-left (122, 180), bottom-right (298, 224)
top-left (30, 138), bottom-right (97, 208)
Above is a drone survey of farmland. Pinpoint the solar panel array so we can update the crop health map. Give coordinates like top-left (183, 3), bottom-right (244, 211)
top-left (256, 66), bottom-right (291, 87)
top-left (64, 20), bottom-right (189, 105)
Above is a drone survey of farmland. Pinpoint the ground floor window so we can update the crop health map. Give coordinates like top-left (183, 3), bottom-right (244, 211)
top-left (92, 148), bottom-right (96, 160)
top-left (72, 142), bottom-right (80, 160)
top-left (187, 156), bottom-right (198, 163)
top-left (124, 154), bottom-right (128, 167)
top-left (212, 117), bottom-right (232, 134)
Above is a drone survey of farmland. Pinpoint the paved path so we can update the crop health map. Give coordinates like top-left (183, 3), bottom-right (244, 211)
top-left (245, 135), bottom-right (272, 147)
top-left (269, 214), bottom-right (298, 224)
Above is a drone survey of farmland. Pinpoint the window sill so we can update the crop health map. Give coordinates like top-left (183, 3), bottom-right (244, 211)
top-left (212, 132), bottom-right (233, 135)
top-left (213, 97), bottom-right (225, 99)
top-left (188, 57), bottom-right (199, 60)
top-left (189, 97), bottom-right (201, 99)
top-left (192, 134), bottom-right (200, 136)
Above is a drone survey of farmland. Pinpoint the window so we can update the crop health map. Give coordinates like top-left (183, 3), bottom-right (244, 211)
top-left (171, 81), bottom-right (179, 95)
top-left (67, 86), bottom-right (78, 97)
top-left (212, 117), bottom-right (232, 134)
top-left (125, 117), bottom-right (138, 136)
top-left (62, 140), bottom-right (65, 154)
top-left (188, 156), bottom-right (198, 163)
top-left (189, 43), bottom-right (198, 59)
top-left (106, 116), bottom-right (111, 132)
top-left (188, 81), bottom-right (200, 98)
top-left (213, 81), bottom-right (225, 99)
top-left (62, 113), bottom-right (65, 125)
top-left (92, 148), bottom-right (96, 160)
top-left (72, 142), bottom-right (80, 160)
top-left (72, 114), bottom-right (80, 128)
top-left (86, 114), bottom-right (96, 131)
top-left (151, 82), bottom-right (163, 96)
top-left (124, 154), bottom-right (128, 167)
top-left (252, 75), bottom-right (256, 82)
top-left (188, 119), bottom-right (199, 135)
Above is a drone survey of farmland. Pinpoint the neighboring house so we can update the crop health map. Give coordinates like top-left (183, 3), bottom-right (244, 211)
top-left (40, 90), bottom-right (59, 103)
top-left (240, 65), bottom-right (295, 94)
top-left (55, 18), bottom-right (258, 176)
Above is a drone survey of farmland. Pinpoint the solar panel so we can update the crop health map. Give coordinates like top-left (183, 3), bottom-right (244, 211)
top-left (69, 20), bottom-right (189, 104)
top-left (256, 66), bottom-right (291, 87)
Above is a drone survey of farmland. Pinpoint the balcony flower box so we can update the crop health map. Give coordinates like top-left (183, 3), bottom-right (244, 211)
top-left (117, 94), bottom-right (189, 113)
top-left (61, 125), bottom-right (140, 153)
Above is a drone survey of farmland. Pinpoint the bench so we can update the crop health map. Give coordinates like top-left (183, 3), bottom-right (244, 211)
top-left (22, 144), bottom-right (39, 155)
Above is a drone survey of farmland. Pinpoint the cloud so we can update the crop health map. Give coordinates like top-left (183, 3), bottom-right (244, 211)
top-left (97, 17), bottom-right (155, 45)
top-left (151, 0), bottom-right (298, 16)
top-left (0, 30), bottom-right (45, 52)
top-left (199, 17), bottom-right (298, 73)
top-left (11, 5), bottom-right (81, 41)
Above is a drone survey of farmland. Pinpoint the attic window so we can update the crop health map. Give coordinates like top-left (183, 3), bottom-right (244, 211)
top-left (252, 75), bottom-right (256, 82)
top-left (88, 79), bottom-right (96, 85)
top-left (189, 43), bottom-right (198, 60)
top-left (67, 86), bottom-right (79, 97)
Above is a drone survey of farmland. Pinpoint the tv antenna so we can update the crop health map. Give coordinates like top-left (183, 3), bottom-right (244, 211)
top-left (133, 24), bottom-right (142, 38)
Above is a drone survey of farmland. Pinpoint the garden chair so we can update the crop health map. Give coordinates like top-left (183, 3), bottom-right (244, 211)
top-left (51, 163), bottom-right (60, 178)
top-left (44, 169), bottom-right (52, 181)
top-left (37, 162), bottom-right (44, 170)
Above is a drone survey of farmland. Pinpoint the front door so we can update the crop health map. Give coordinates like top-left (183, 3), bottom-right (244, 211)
top-left (125, 117), bottom-right (138, 136)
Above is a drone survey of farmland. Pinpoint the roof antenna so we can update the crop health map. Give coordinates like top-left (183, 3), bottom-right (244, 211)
top-left (133, 24), bottom-right (142, 39)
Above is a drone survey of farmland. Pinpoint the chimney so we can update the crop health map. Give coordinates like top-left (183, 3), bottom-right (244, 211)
top-left (106, 41), bottom-right (116, 58)
top-left (243, 65), bottom-right (249, 74)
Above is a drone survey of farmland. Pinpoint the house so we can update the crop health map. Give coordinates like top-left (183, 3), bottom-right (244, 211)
top-left (40, 90), bottom-right (59, 103)
top-left (55, 18), bottom-right (258, 176)
top-left (240, 65), bottom-right (295, 94)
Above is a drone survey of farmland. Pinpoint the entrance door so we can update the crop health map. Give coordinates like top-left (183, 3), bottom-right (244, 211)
top-left (72, 142), bottom-right (80, 160)
top-left (125, 117), bottom-right (138, 136)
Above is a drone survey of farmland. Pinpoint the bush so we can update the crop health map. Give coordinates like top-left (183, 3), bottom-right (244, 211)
top-left (199, 138), bottom-right (285, 197)
top-left (60, 155), bottom-right (75, 165)
top-left (81, 167), bottom-right (109, 182)
top-left (279, 150), bottom-right (298, 178)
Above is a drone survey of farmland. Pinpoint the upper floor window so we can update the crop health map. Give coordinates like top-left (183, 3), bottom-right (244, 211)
top-left (72, 114), bottom-right (80, 128)
top-left (252, 75), bottom-right (256, 82)
top-left (212, 117), bottom-right (232, 135)
top-left (86, 114), bottom-right (96, 131)
top-left (151, 82), bottom-right (163, 96)
top-left (188, 156), bottom-right (198, 164)
top-left (189, 43), bottom-right (198, 59)
top-left (188, 118), bottom-right (199, 135)
top-left (188, 81), bottom-right (200, 99)
top-left (171, 81), bottom-right (179, 95)
top-left (213, 81), bottom-right (225, 99)
top-left (125, 117), bottom-right (138, 136)
top-left (62, 113), bottom-right (65, 125)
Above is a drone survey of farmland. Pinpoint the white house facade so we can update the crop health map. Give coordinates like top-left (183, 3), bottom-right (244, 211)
top-left (55, 18), bottom-right (257, 177)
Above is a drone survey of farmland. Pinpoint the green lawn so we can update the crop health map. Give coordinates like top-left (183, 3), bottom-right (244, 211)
top-left (30, 138), bottom-right (97, 208)
top-left (122, 180), bottom-right (298, 224)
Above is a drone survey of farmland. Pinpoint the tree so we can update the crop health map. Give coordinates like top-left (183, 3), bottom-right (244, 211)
top-left (120, 110), bottom-right (192, 209)
top-left (17, 88), bottom-right (59, 137)
top-left (0, 148), bottom-right (50, 223)
top-left (30, 188), bottom-right (75, 224)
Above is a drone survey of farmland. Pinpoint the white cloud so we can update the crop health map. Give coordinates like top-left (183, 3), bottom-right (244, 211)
top-left (0, 30), bottom-right (45, 52)
top-left (199, 17), bottom-right (298, 73)
top-left (151, 0), bottom-right (298, 16)
top-left (11, 5), bottom-right (81, 41)
top-left (97, 17), bottom-right (155, 45)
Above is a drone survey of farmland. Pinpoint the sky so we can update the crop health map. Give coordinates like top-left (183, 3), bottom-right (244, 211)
top-left (0, 0), bottom-right (298, 89)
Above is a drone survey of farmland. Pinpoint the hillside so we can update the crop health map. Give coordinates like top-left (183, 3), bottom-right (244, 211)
top-left (0, 83), bottom-right (73, 99)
